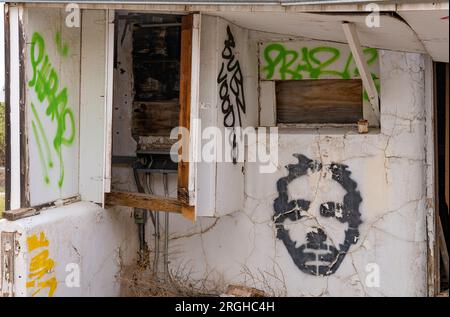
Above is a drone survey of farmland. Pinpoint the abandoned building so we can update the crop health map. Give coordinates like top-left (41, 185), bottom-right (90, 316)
top-left (0, 0), bottom-right (448, 297)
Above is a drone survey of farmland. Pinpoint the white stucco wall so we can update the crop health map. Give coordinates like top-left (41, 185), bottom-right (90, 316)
top-left (105, 13), bottom-right (431, 296)
top-left (109, 15), bottom-right (430, 296)
top-left (1, 9), bottom-right (432, 297)
top-left (0, 202), bottom-right (131, 297)
top-left (161, 51), bottom-right (430, 296)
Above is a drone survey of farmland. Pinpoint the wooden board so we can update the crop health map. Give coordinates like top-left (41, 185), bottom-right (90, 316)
top-left (25, 8), bottom-right (81, 205)
top-left (132, 100), bottom-right (179, 137)
top-left (177, 14), bottom-right (195, 220)
top-left (105, 191), bottom-right (182, 213)
top-left (132, 17), bottom-right (181, 102)
top-left (275, 79), bottom-right (363, 124)
top-left (445, 63), bottom-right (449, 213)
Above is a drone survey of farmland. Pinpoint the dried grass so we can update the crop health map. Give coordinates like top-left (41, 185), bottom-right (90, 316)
top-left (119, 254), bottom-right (224, 297)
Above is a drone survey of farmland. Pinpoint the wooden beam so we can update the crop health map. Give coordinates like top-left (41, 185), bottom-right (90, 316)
top-left (2, 207), bottom-right (39, 221)
top-left (3, 195), bottom-right (81, 221)
top-left (105, 191), bottom-right (183, 214)
top-left (437, 215), bottom-right (449, 282)
top-left (432, 61), bottom-right (441, 295)
top-left (8, 5), bottom-right (22, 210)
top-left (103, 9), bottom-right (115, 200)
top-left (445, 63), bottom-right (449, 213)
top-left (342, 22), bottom-right (380, 121)
top-left (178, 14), bottom-right (195, 221)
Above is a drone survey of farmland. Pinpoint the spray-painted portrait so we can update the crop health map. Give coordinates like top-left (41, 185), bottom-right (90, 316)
top-left (273, 154), bottom-right (362, 276)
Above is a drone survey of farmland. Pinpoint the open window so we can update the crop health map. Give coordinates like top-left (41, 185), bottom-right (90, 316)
top-left (259, 36), bottom-right (381, 128)
top-left (104, 12), bottom-right (200, 220)
top-left (105, 13), bottom-right (258, 219)
top-left (3, 6), bottom-right (200, 221)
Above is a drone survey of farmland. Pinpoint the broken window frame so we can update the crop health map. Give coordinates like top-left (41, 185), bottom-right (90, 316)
top-left (3, 5), bottom-right (199, 221)
top-left (259, 22), bottom-right (381, 129)
top-left (104, 13), bottom-right (200, 221)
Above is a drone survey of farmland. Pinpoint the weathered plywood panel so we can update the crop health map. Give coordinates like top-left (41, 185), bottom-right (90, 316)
top-left (105, 191), bottom-right (182, 213)
top-left (260, 39), bottom-right (380, 126)
top-left (79, 10), bottom-right (106, 203)
top-left (132, 18), bottom-right (181, 102)
top-left (25, 8), bottom-right (80, 206)
top-left (178, 14), bottom-right (195, 220)
top-left (275, 79), bottom-right (363, 124)
top-left (132, 101), bottom-right (179, 137)
top-left (195, 15), bottom-right (218, 217)
top-left (194, 15), bottom-right (259, 217)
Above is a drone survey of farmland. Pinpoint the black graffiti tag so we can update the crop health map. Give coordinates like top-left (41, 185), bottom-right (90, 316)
top-left (217, 26), bottom-right (246, 164)
top-left (273, 154), bottom-right (363, 276)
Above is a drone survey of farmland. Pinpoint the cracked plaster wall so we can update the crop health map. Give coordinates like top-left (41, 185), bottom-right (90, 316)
top-left (110, 18), bottom-right (430, 296)
top-left (0, 12), bottom-right (432, 298)
top-left (0, 202), bottom-right (129, 296)
top-left (160, 50), bottom-right (428, 296)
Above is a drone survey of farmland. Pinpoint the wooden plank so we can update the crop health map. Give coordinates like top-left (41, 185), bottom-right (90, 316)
top-left (18, 11), bottom-right (29, 208)
top-left (275, 79), bottom-right (363, 124)
top-left (433, 62), bottom-right (441, 295)
top-left (445, 63), bottom-right (449, 213)
top-left (2, 207), bottom-right (39, 221)
top-left (425, 56), bottom-right (436, 297)
top-left (105, 191), bottom-right (182, 214)
top-left (79, 10), bottom-right (107, 204)
top-left (437, 215), bottom-right (449, 282)
top-left (132, 100), bottom-right (180, 137)
top-left (2, 195), bottom-right (80, 221)
top-left (103, 9), bottom-right (115, 197)
top-left (4, 3), bottom-right (11, 211)
top-left (8, 5), bottom-right (21, 210)
top-left (437, 290), bottom-right (449, 297)
top-left (178, 14), bottom-right (195, 221)
top-left (132, 19), bottom-right (181, 102)
top-left (342, 22), bottom-right (380, 120)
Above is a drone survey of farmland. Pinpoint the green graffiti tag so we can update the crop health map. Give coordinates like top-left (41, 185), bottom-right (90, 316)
top-left (29, 32), bottom-right (76, 188)
top-left (55, 32), bottom-right (69, 57)
top-left (262, 44), bottom-right (380, 100)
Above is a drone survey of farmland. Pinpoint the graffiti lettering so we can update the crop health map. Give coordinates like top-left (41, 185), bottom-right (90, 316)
top-left (217, 26), bottom-right (246, 164)
top-left (262, 43), bottom-right (380, 100)
top-left (29, 32), bottom-right (75, 187)
top-left (26, 232), bottom-right (58, 297)
top-left (55, 32), bottom-right (69, 57)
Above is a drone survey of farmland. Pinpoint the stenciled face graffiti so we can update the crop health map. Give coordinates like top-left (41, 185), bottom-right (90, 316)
top-left (217, 25), bottom-right (246, 164)
top-left (273, 154), bottom-right (362, 276)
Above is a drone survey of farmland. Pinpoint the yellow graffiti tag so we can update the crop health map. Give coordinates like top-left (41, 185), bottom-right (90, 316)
top-left (27, 232), bottom-right (49, 252)
top-left (26, 232), bottom-right (58, 297)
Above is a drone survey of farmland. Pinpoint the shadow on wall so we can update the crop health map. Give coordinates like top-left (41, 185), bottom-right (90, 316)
top-left (0, 102), bottom-right (5, 215)
top-left (0, 102), bottom-right (4, 167)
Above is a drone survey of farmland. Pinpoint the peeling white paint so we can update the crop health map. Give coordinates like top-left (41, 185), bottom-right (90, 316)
top-left (1, 6), bottom-right (436, 297)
